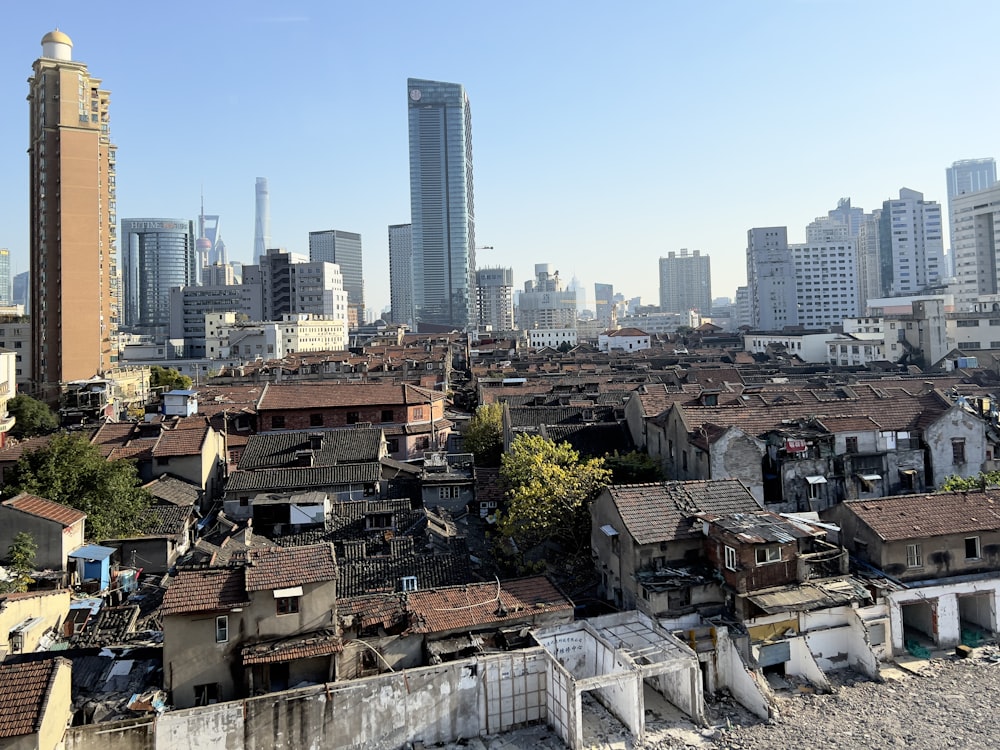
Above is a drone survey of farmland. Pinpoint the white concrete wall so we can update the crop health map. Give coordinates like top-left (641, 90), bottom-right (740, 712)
top-left (786, 637), bottom-right (832, 692)
top-left (715, 628), bottom-right (771, 719)
top-left (889, 577), bottom-right (1000, 651)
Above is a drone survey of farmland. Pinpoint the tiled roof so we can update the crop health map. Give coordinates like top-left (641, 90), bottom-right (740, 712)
top-left (241, 630), bottom-right (342, 665)
top-left (607, 480), bottom-right (763, 545)
top-left (507, 405), bottom-right (615, 428)
top-left (257, 382), bottom-right (445, 411)
top-left (2, 492), bottom-right (86, 526)
top-left (238, 427), bottom-right (384, 470)
top-left (542, 422), bottom-right (634, 458)
top-left (144, 475), bottom-right (201, 506)
top-left (225, 464), bottom-right (381, 493)
top-left (475, 468), bottom-right (503, 505)
top-left (160, 567), bottom-right (249, 616)
top-left (244, 544), bottom-right (337, 591)
top-left (136, 504), bottom-right (197, 537)
top-left (0, 434), bottom-right (63, 465)
top-left (194, 385), bottom-right (265, 416)
top-left (153, 420), bottom-right (210, 457)
top-left (607, 328), bottom-right (649, 337)
top-left (842, 490), bottom-right (1000, 542)
top-left (407, 576), bottom-right (572, 633)
top-left (0, 658), bottom-right (68, 739)
top-left (700, 511), bottom-right (821, 544)
top-left (337, 550), bottom-right (472, 598)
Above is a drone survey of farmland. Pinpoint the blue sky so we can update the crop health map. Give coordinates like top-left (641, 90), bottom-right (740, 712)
top-left (2, 1), bottom-right (999, 316)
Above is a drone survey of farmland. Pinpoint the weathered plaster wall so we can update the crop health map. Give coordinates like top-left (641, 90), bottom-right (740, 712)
top-left (714, 628), bottom-right (771, 719)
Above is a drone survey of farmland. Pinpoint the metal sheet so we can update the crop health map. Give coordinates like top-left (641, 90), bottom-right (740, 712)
top-left (757, 641), bottom-right (790, 667)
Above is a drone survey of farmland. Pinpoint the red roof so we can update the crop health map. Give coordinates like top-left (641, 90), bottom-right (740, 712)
top-left (257, 382), bottom-right (444, 411)
top-left (244, 545), bottom-right (337, 591)
top-left (2, 493), bottom-right (85, 527)
top-left (0, 658), bottom-right (69, 738)
top-left (843, 490), bottom-right (1000, 542)
top-left (161, 567), bottom-right (249, 616)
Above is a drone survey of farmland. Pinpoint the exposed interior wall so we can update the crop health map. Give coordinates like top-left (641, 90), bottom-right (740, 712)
top-left (714, 628), bottom-right (772, 719)
top-left (958, 592), bottom-right (996, 632)
top-left (650, 664), bottom-right (704, 724)
top-left (545, 659), bottom-right (577, 750)
top-left (845, 610), bottom-right (882, 679)
top-left (585, 673), bottom-right (642, 744)
top-left (786, 637), bottom-right (831, 692)
top-left (900, 599), bottom-right (937, 642)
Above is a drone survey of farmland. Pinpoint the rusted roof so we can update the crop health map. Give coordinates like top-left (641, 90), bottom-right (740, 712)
top-left (0, 658), bottom-right (69, 738)
top-left (241, 631), bottom-right (342, 665)
top-left (2, 492), bottom-right (86, 527)
top-left (257, 382), bottom-right (445, 411)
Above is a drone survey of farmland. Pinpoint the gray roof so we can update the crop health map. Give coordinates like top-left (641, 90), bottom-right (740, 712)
top-left (144, 475), bottom-right (201, 506)
top-left (224, 464), bottom-right (381, 493)
top-left (337, 550), bottom-right (473, 598)
top-left (605, 480), bottom-right (763, 545)
top-left (238, 427), bottom-right (385, 470)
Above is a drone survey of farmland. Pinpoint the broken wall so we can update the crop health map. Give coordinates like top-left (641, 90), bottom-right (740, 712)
top-left (714, 627), bottom-right (771, 719)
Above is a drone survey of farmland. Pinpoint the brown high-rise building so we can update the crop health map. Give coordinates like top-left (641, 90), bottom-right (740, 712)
top-left (28, 30), bottom-right (118, 400)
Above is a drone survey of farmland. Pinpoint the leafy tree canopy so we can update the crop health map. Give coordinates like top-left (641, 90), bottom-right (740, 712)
top-left (464, 402), bottom-right (504, 467)
top-left (496, 434), bottom-right (611, 573)
top-left (5, 433), bottom-right (151, 541)
top-left (940, 471), bottom-right (1000, 492)
top-left (1, 532), bottom-right (36, 593)
top-left (150, 365), bottom-right (193, 392)
top-left (7, 394), bottom-right (58, 440)
top-left (604, 450), bottom-right (664, 484)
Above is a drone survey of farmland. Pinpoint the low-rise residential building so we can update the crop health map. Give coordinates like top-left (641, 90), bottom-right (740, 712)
top-left (0, 589), bottom-right (71, 658)
top-left (162, 543), bottom-right (339, 708)
top-left (597, 328), bottom-right (651, 354)
top-left (0, 494), bottom-right (86, 571)
top-left (0, 657), bottom-right (72, 750)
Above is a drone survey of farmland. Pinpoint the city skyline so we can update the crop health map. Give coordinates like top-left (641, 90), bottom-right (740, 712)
top-left (3, 4), bottom-right (1000, 316)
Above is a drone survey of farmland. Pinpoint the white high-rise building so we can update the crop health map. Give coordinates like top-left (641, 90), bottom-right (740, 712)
top-left (517, 264), bottom-right (577, 331)
top-left (877, 188), bottom-right (944, 296)
top-left (946, 158), bottom-right (997, 270)
top-left (951, 183), bottom-right (1000, 308)
top-left (659, 249), bottom-right (712, 314)
top-left (790, 240), bottom-right (860, 328)
top-left (475, 267), bottom-right (514, 331)
top-left (746, 227), bottom-right (798, 330)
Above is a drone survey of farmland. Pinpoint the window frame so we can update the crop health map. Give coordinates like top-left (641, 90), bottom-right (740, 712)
top-left (965, 536), bottom-right (981, 561)
top-left (755, 546), bottom-right (781, 566)
top-left (905, 543), bottom-right (923, 568)
top-left (724, 545), bottom-right (737, 571)
top-left (215, 615), bottom-right (229, 643)
top-left (276, 596), bottom-right (301, 616)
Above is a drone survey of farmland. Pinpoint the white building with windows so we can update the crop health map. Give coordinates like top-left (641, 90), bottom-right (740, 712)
top-left (790, 240), bottom-right (861, 328)
top-left (597, 327), bottom-right (651, 353)
top-left (878, 188), bottom-right (944, 296)
top-left (526, 328), bottom-right (577, 350)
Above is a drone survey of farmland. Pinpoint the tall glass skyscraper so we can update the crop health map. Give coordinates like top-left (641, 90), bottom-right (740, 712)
top-left (407, 78), bottom-right (476, 329)
top-left (309, 229), bottom-right (364, 325)
top-left (120, 218), bottom-right (196, 332)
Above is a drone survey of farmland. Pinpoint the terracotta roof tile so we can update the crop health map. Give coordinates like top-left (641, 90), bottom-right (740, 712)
top-left (241, 631), bottom-right (342, 665)
top-left (161, 567), bottom-right (249, 616)
top-left (842, 490), bottom-right (1000, 542)
top-left (257, 382), bottom-right (444, 411)
top-left (152, 421), bottom-right (209, 457)
top-left (0, 658), bottom-right (68, 738)
top-left (2, 492), bottom-right (86, 526)
top-left (244, 544), bottom-right (337, 591)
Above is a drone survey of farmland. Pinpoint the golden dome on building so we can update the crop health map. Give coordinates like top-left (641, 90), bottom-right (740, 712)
top-left (41, 29), bottom-right (73, 47)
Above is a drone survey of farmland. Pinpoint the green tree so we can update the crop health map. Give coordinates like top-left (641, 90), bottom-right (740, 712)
top-left (1, 532), bottom-right (37, 593)
top-left (464, 403), bottom-right (504, 467)
top-left (557, 341), bottom-right (574, 353)
top-left (5, 433), bottom-right (151, 540)
top-left (150, 366), bottom-right (193, 392)
top-left (605, 450), bottom-right (664, 483)
top-left (7, 394), bottom-right (59, 440)
top-left (496, 434), bottom-right (611, 572)
top-left (940, 471), bottom-right (1000, 492)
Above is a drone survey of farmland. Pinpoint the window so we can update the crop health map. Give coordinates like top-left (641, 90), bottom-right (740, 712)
top-left (401, 576), bottom-right (417, 592)
top-left (194, 683), bottom-right (220, 706)
top-left (276, 596), bottom-right (300, 615)
top-left (965, 536), bottom-right (981, 560)
top-left (906, 543), bottom-right (922, 568)
top-left (381, 409), bottom-right (394, 423)
top-left (952, 439), bottom-right (966, 465)
top-left (366, 512), bottom-right (393, 530)
top-left (845, 436), bottom-right (858, 453)
top-left (755, 546), bottom-right (781, 565)
top-left (215, 615), bottom-right (229, 643)
top-left (682, 451), bottom-right (688, 471)
top-left (808, 481), bottom-right (822, 501)
top-left (387, 438), bottom-right (400, 453)
top-left (438, 486), bottom-right (461, 499)
top-left (346, 411), bottom-right (360, 424)
top-left (309, 413), bottom-right (324, 426)
top-left (724, 545), bottom-right (737, 571)
top-left (413, 406), bottom-right (424, 419)
top-left (271, 416), bottom-right (285, 429)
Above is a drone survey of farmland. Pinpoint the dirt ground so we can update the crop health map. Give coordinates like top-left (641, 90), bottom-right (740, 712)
top-left (430, 647), bottom-right (1000, 750)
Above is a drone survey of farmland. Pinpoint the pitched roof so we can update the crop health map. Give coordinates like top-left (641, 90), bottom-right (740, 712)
top-left (337, 550), bottom-right (472, 598)
top-left (257, 382), bottom-right (445, 411)
top-left (244, 544), bottom-right (337, 591)
top-left (0, 658), bottom-right (69, 738)
top-left (224, 464), bottom-right (381, 493)
top-left (606, 480), bottom-right (763, 545)
top-left (152, 420), bottom-right (210, 457)
top-left (407, 576), bottom-right (572, 633)
top-left (241, 630), bottom-right (342, 665)
top-left (143, 475), bottom-right (201, 506)
top-left (238, 427), bottom-right (384, 470)
top-left (135, 504), bottom-right (197, 537)
top-left (160, 567), bottom-right (249, 616)
top-left (842, 490), bottom-right (1000, 542)
top-left (1, 492), bottom-right (86, 527)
